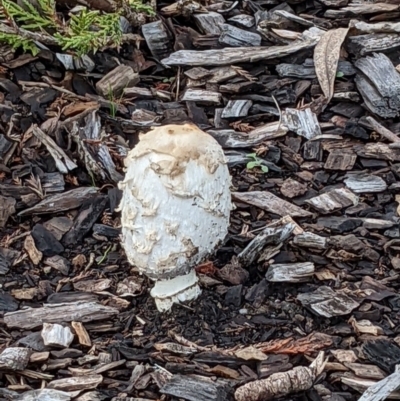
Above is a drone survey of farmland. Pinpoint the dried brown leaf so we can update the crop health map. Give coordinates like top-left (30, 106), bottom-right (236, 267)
top-left (314, 27), bottom-right (349, 103)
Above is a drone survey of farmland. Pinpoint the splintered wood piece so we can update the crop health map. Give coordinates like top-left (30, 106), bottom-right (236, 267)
top-left (297, 286), bottom-right (360, 318)
top-left (161, 374), bottom-right (231, 401)
top-left (11, 288), bottom-right (38, 300)
top-left (63, 195), bottom-right (107, 246)
top-left (344, 174), bottom-right (387, 193)
top-left (233, 191), bottom-right (313, 218)
top-left (325, 3), bottom-right (399, 19)
top-left (32, 126), bottom-right (77, 174)
top-left (44, 255), bottom-right (71, 276)
top-left (221, 100), bottom-right (253, 118)
top-left (4, 301), bottom-right (119, 329)
top-left (355, 53), bottom-right (400, 119)
top-left (304, 187), bottom-right (358, 214)
top-left (266, 262), bottom-right (315, 283)
top-left (235, 346), bottom-right (267, 361)
top-left (257, 354), bottom-right (292, 379)
top-left (73, 279), bottom-right (111, 293)
top-left (293, 232), bottom-right (328, 249)
top-left (349, 317), bottom-right (384, 336)
top-left (154, 342), bottom-right (197, 356)
top-left (41, 323), bottom-right (74, 348)
top-left (313, 27), bottom-right (349, 103)
top-left (0, 195), bottom-right (16, 228)
top-left (47, 374), bottom-right (103, 391)
top-left (324, 150), bottom-right (357, 170)
top-left (347, 33), bottom-right (400, 58)
top-left (0, 347), bottom-right (31, 371)
top-left (207, 130), bottom-right (255, 149)
top-left (72, 111), bottom-right (122, 184)
top-left (331, 350), bottom-right (358, 364)
top-left (219, 24), bottom-right (261, 47)
top-left (181, 89), bottom-right (221, 105)
top-left (24, 234), bottom-right (43, 265)
top-left (282, 107), bottom-right (322, 139)
top-left (184, 67), bottom-right (212, 80)
top-left (280, 178), bottom-right (308, 198)
top-left (161, 36), bottom-right (319, 66)
top-left (354, 143), bottom-right (400, 161)
top-left (350, 20), bottom-right (400, 34)
top-left (193, 12), bottom-right (225, 35)
top-left (228, 14), bottom-right (255, 28)
top-left (18, 187), bottom-right (99, 217)
top-left (345, 363), bottom-right (386, 380)
top-left (30, 351), bottom-right (50, 363)
top-left (207, 365), bottom-right (240, 379)
top-left (344, 370), bottom-right (400, 401)
top-left (362, 338), bottom-right (400, 374)
top-left (15, 388), bottom-right (72, 401)
top-left (75, 391), bottom-right (101, 401)
top-left (235, 352), bottom-right (325, 401)
top-left (96, 65), bottom-right (139, 98)
top-left (238, 222), bottom-right (296, 266)
top-left (43, 217), bottom-right (73, 241)
top-left (142, 20), bottom-right (173, 61)
top-left (216, 257), bottom-right (249, 285)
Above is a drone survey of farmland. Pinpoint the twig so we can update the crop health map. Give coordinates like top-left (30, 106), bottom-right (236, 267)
top-left (272, 95), bottom-right (283, 136)
top-left (366, 116), bottom-right (400, 143)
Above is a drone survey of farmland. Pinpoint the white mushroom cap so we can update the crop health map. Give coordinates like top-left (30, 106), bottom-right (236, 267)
top-left (118, 123), bottom-right (232, 310)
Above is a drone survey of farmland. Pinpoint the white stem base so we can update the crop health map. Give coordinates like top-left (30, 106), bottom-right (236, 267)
top-left (150, 269), bottom-right (202, 312)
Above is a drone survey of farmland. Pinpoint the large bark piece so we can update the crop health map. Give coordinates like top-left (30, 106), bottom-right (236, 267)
top-left (355, 53), bottom-right (400, 118)
top-left (233, 191), bottom-right (313, 218)
top-left (4, 302), bottom-right (119, 329)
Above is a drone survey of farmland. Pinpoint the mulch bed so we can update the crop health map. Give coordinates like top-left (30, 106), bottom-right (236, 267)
top-left (1, 0), bottom-right (400, 400)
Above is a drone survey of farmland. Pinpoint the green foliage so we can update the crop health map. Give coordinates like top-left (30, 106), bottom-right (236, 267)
top-left (127, 0), bottom-right (155, 16)
top-left (336, 71), bottom-right (344, 78)
top-left (246, 153), bottom-right (269, 173)
top-left (0, 0), bottom-right (155, 56)
top-left (2, 0), bottom-right (57, 30)
top-left (0, 32), bottom-right (39, 55)
top-left (54, 9), bottom-right (122, 56)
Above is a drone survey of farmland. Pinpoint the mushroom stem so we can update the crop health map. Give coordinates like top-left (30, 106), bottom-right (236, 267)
top-left (150, 269), bottom-right (201, 312)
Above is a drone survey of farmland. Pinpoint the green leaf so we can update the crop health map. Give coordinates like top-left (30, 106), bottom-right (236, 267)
top-left (246, 161), bottom-right (258, 169)
top-left (336, 71), bottom-right (344, 78)
top-left (261, 165), bottom-right (269, 173)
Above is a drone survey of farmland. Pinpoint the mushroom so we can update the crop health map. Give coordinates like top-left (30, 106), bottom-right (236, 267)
top-left (118, 123), bottom-right (232, 312)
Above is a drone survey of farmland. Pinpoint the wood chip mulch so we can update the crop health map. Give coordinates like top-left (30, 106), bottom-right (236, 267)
top-left (1, 1), bottom-right (400, 400)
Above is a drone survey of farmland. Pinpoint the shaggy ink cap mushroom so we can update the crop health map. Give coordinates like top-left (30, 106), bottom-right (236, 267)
top-left (118, 123), bottom-right (232, 312)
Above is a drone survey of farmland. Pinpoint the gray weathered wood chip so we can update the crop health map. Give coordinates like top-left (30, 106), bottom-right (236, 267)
top-left (282, 107), bottom-right (322, 139)
top-left (161, 36), bottom-right (320, 66)
top-left (0, 347), bottom-right (31, 371)
top-left (266, 262), bottom-right (315, 283)
top-left (41, 323), bottom-right (74, 348)
top-left (297, 286), bottom-right (360, 318)
top-left (233, 191), bottom-right (313, 218)
top-left (221, 100), bottom-right (253, 118)
top-left (305, 187), bottom-right (358, 214)
top-left (344, 174), bottom-right (387, 193)
top-left (293, 232), bottom-right (328, 249)
top-left (18, 187), bottom-right (99, 217)
top-left (4, 301), bottom-right (119, 329)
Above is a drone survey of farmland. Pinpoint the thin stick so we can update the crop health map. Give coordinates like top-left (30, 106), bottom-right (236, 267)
top-left (366, 116), bottom-right (400, 143)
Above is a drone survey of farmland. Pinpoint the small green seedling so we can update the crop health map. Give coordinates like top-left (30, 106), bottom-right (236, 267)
top-left (246, 153), bottom-right (269, 173)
